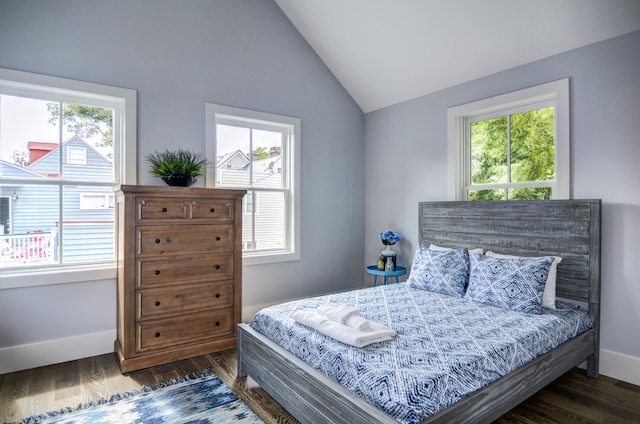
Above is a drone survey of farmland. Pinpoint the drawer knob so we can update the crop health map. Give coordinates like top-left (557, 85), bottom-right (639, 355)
top-left (155, 239), bottom-right (161, 244)
top-left (215, 264), bottom-right (221, 270)
top-left (155, 332), bottom-right (161, 338)
top-left (215, 293), bottom-right (221, 298)
top-left (155, 301), bottom-right (161, 307)
top-left (215, 321), bottom-right (221, 327)
top-left (216, 236), bottom-right (221, 241)
top-left (155, 270), bottom-right (160, 275)
top-left (162, 207), bottom-right (167, 213)
top-left (210, 208), bottom-right (215, 213)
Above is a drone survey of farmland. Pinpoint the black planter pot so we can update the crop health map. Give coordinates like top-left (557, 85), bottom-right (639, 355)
top-left (161, 176), bottom-right (197, 187)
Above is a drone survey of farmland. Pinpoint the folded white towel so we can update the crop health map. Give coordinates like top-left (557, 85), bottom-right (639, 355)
top-left (344, 314), bottom-right (371, 331)
top-left (316, 304), bottom-right (371, 330)
top-left (293, 310), bottom-right (396, 348)
top-left (317, 304), bottom-right (359, 323)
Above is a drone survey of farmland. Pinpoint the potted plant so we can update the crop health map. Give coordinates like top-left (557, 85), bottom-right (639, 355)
top-left (145, 148), bottom-right (207, 187)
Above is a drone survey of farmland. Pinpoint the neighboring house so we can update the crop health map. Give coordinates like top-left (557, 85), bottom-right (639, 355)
top-left (217, 150), bottom-right (250, 175)
top-left (217, 150), bottom-right (284, 250)
top-left (0, 136), bottom-right (114, 265)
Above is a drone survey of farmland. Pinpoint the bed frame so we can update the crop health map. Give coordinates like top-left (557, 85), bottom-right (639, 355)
top-left (237, 199), bottom-right (601, 423)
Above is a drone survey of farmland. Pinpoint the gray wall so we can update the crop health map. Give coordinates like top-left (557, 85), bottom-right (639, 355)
top-left (0, 0), bottom-right (364, 369)
top-left (365, 31), bottom-right (640, 381)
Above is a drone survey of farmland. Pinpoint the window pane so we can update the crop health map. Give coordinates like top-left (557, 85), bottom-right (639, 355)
top-left (510, 107), bottom-right (555, 183)
top-left (252, 129), bottom-right (283, 188)
top-left (62, 185), bottom-right (114, 263)
top-left (467, 189), bottom-right (505, 201)
top-left (242, 190), bottom-right (286, 251)
top-left (0, 95), bottom-right (114, 182)
top-left (470, 116), bottom-right (507, 184)
top-left (216, 124), bottom-right (250, 186)
top-left (0, 184), bottom-right (59, 267)
top-left (0, 95), bottom-right (61, 180)
top-left (508, 187), bottom-right (552, 200)
top-left (58, 103), bottom-right (114, 182)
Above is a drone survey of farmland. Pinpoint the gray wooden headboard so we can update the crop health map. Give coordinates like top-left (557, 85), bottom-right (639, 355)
top-left (418, 199), bottom-right (601, 309)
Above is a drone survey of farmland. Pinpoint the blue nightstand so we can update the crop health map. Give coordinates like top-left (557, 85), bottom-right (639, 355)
top-left (366, 265), bottom-right (407, 286)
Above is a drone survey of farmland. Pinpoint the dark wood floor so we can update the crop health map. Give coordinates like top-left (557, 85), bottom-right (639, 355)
top-left (1, 349), bottom-right (639, 423)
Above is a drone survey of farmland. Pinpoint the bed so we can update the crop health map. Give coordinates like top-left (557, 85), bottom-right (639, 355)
top-left (237, 199), bottom-right (601, 423)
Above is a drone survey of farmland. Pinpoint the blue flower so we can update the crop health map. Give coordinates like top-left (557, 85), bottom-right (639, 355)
top-left (380, 229), bottom-right (401, 245)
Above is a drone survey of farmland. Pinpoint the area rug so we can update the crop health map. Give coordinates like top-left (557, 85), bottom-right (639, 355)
top-left (13, 370), bottom-right (263, 424)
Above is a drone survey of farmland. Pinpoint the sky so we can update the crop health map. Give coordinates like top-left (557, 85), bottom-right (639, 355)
top-left (0, 94), bottom-right (107, 163)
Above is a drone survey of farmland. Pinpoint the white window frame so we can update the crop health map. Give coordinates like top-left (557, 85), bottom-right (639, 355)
top-left (447, 79), bottom-right (569, 200)
top-left (0, 67), bottom-right (136, 289)
top-left (205, 103), bottom-right (300, 265)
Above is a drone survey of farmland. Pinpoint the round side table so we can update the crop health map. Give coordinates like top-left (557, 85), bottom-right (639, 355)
top-left (366, 265), bottom-right (407, 286)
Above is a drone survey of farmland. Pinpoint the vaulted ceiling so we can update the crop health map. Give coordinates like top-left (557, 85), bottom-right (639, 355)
top-left (275, 0), bottom-right (640, 112)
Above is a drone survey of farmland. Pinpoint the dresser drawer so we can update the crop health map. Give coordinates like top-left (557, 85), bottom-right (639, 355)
top-left (137, 281), bottom-right (233, 319)
top-left (137, 225), bottom-right (234, 256)
top-left (137, 197), bottom-right (188, 221)
top-left (137, 254), bottom-right (233, 288)
top-left (137, 309), bottom-right (234, 351)
top-left (190, 199), bottom-right (235, 221)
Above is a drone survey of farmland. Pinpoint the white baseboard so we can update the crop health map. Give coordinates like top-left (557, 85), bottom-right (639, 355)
top-left (0, 330), bottom-right (114, 375)
top-left (600, 348), bottom-right (640, 386)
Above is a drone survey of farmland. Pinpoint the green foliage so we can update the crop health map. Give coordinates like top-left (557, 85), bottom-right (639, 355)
top-left (469, 107), bottom-right (555, 201)
top-left (145, 148), bottom-right (207, 177)
top-left (47, 103), bottom-right (113, 158)
top-left (253, 147), bottom-right (270, 160)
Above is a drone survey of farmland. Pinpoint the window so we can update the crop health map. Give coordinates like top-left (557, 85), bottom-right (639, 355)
top-left (80, 193), bottom-right (115, 210)
top-left (206, 103), bottom-right (300, 265)
top-left (242, 191), bottom-right (259, 215)
top-left (447, 79), bottom-right (569, 201)
top-left (0, 67), bottom-right (136, 283)
top-left (67, 146), bottom-right (87, 165)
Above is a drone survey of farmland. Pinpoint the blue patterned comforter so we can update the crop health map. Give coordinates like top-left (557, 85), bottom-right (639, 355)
top-left (249, 282), bottom-right (592, 424)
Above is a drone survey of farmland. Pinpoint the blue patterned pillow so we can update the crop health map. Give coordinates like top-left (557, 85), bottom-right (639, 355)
top-left (464, 252), bottom-right (553, 314)
top-left (408, 246), bottom-right (469, 297)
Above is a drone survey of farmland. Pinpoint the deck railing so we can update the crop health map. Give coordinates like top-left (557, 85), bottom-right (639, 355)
top-left (0, 230), bottom-right (57, 265)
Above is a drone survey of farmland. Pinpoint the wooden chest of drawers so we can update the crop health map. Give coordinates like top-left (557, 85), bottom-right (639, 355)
top-left (114, 185), bottom-right (245, 373)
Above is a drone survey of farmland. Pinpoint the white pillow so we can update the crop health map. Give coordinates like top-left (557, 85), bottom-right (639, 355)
top-left (485, 251), bottom-right (562, 310)
top-left (429, 243), bottom-right (484, 255)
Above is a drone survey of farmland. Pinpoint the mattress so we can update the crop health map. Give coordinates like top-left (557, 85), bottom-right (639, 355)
top-left (249, 282), bottom-right (592, 424)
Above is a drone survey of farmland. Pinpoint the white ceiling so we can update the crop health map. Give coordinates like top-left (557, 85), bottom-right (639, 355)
top-left (275, 0), bottom-right (640, 113)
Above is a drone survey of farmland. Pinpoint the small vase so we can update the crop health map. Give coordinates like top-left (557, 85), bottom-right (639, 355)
top-left (381, 244), bottom-right (396, 271)
top-left (381, 245), bottom-right (395, 257)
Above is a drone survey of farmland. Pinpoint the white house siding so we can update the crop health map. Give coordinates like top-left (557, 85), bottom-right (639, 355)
top-left (219, 167), bottom-right (285, 251)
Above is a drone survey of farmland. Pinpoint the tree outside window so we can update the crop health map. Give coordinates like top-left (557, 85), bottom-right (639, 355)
top-left (447, 79), bottom-right (569, 201)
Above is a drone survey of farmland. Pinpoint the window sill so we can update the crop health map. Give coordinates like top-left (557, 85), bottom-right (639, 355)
top-left (243, 250), bottom-right (300, 266)
top-left (0, 264), bottom-right (117, 290)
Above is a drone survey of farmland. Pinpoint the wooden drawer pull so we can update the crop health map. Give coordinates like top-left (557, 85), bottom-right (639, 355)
top-left (155, 270), bottom-right (160, 275)
top-left (216, 236), bottom-right (221, 241)
top-left (210, 208), bottom-right (215, 213)
top-left (155, 239), bottom-right (161, 244)
top-left (215, 321), bottom-right (221, 327)
top-left (215, 293), bottom-right (221, 298)
top-left (215, 264), bottom-right (221, 270)
top-left (155, 301), bottom-right (161, 307)
top-left (162, 207), bottom-right (167, 213)
top-left (155, 332), bottom-right (161, 337)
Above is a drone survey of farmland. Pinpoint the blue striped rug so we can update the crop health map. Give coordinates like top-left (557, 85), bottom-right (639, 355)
top-left (12, 370), bottom-right (263, 424)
